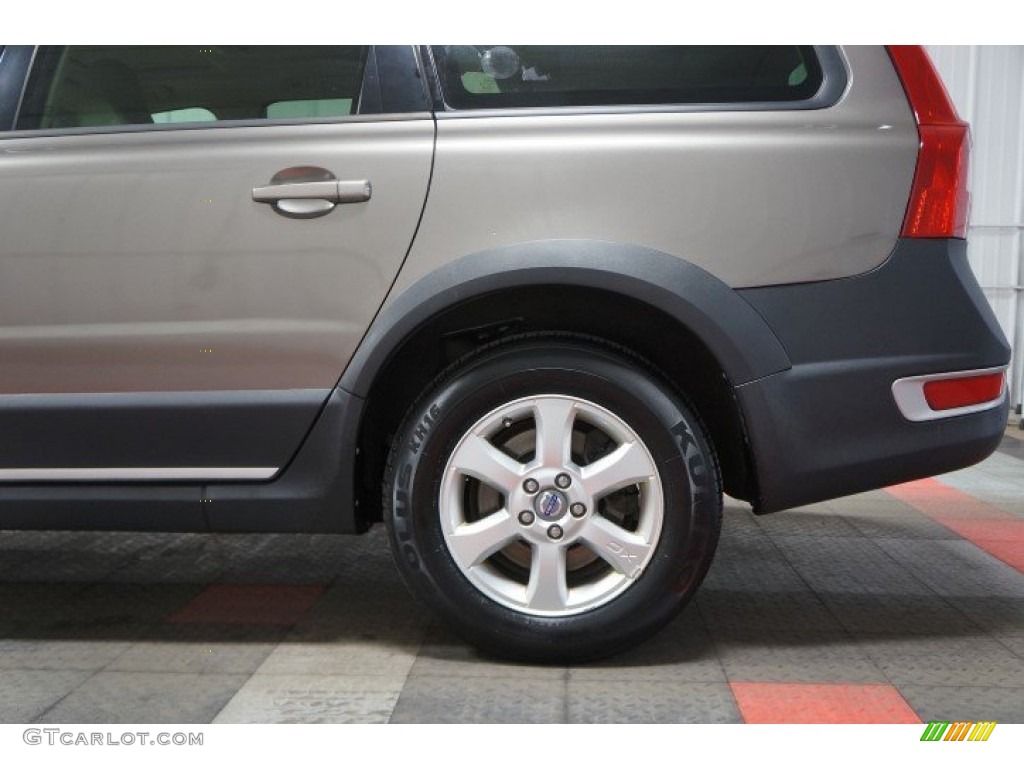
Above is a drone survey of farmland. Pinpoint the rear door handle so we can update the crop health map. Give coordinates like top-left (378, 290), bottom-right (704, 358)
top-left (252, 180), bottom-right (372, 204)
top-left (252, 166), bottom-right (372, 219)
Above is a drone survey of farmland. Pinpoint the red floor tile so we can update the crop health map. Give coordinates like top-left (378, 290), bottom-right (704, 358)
top-left (731, 682), bottom-right (921, 724)
top-left (167, 584), bottom-right (326, 626)
top-left (886, 479), bottom-right (1023, 573)
top-left (958, 536), bottom-right (1024, 572)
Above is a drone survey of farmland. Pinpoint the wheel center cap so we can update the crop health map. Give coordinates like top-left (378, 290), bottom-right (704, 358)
top-left (534, 488), bottom-right (569, 521)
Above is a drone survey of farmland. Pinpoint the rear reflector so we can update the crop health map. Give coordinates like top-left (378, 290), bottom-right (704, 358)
top-left (923, 372), bottom-right (1005, 411)
top-left (892, 367), bottom-right (1006, 421)
top-left (887, 46), bottom-right (970, 239)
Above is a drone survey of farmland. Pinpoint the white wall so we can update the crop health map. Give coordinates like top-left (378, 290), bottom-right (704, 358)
top-left (927, 46), bottom-right (1024, 418)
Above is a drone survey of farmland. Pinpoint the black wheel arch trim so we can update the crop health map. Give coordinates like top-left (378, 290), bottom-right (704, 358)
top-left (338, 239), bottom-right (792, 398)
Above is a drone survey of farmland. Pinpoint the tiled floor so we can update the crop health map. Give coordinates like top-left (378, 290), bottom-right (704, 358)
top-left (1, 430), bottom-right (1022, 724)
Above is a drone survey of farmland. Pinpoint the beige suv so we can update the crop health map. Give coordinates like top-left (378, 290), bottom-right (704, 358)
top-left (0, 46), bottom-right (1010, 660)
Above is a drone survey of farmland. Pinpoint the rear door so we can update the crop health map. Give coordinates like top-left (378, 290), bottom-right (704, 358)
top-left (0, 46), bottom-right (433, 481)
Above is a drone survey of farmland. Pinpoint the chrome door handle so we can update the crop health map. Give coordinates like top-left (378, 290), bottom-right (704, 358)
top-left (252, 166), bottom-right (371, 219)
top-left (251, 180), bottom-right (372, 204)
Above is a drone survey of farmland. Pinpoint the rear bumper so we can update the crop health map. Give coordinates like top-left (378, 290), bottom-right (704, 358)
top-left (736, 238), bottom-right (1010, 513)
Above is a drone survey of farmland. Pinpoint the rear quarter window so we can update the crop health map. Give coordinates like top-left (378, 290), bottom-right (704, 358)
top-left (432, 45), bottom-right (825, 110)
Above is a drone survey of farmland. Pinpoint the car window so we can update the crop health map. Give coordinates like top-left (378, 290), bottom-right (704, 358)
top-left (15, 46), bottom-right (369, 130)
top-left (432, 46), bottom-right (824, 110)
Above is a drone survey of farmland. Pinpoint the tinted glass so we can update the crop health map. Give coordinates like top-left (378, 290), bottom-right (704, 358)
top-left (432, 46), bottom-right (823, 109)
top-left (16, 46), bottom-right (368, 130)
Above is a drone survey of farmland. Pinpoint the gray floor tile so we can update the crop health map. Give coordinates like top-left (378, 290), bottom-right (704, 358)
top-left (899, 685), bottom-right (1024, 724)
top-left (941, 452), bottom-right (1024, 516)
top-left (570, 608), bottom-right (724, 683)
top-left (407, 626), bottom-right (566, 681)
top-left (0, 583), bottom-right (91, 624)
top-left (873, 539), bottom-right (1024, 599)
top-left (0, 533), bottom-right (109, 571)
top-left (0, 638), bottom-right (130, 671)
top-left (698, 590), bottom-right (844, 636)
top-left (822, 594), bottom-right (981, 637)
top-left (314, 585), bottom-right (415, 610)
top-left (108, 624), bottom-right (287, 674)
top-left (715, 636), bottom-right (888, 684)
top-left (0, 669), bottom-right (92, 722)
top-left (703, 536), bottom-right (810, 594)
top-left (1, 531), bottom-right (97, 550)
top-left (36, 671), bottom-right (248, 724)
top-left (0, 550), bottom-right (134, 583)
top-left (825, 493), bottom-right (921, 515)
top-left (212, 535), bottom-right (348, 584)
top-left (568, 681), bottom-right (741, 723)
top-left (214, 673), bottom-right (407, 724)
top-left (255, 639), bottom-right (420, 677)
top-left (103, 535), bottom-right (225, 584)
top-left (286, 603), bottom-right (432, 643)
top-left (858, 637), bottom-right (1024, 688)
top-left (842, 515), bottom-right (961, 541)
top-left (1, 583), bottom-right (200, 635)
top-left (390, 674), bottom-right (566, 723)
top-left (720, 505), bottom-right (774, 537)
top-left (771, 536), bottom-right (935, 596)
top-left (753, 509), bottom-right (862, 538)
top-left (995, 635), bottom-right (1024, 657)
top-left (71, 583), bottom-right (206, 625)
top-left (942, 597), bottom-right (1024, 638)
top-left (721, 500), bottom-right (761, 520)
top-left (0, 549), bottom-right (54, 579)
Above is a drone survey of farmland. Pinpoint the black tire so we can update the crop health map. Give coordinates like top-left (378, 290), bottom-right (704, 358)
top-left (383, 338), bottom-right (722, 662)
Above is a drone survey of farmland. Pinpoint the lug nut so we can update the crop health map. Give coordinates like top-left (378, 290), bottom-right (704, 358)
top-left (555, 473), bottom-right (571, 489)
top-left (523, 478), bottom-right (539, 494)
top-left (548, 524), bottom-right (564, 540)
top-left (570, 502), bottom-right (587, 518)
top-left (518, 510), bottom-right (535, 526)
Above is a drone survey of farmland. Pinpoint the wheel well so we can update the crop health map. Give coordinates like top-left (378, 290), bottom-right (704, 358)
top-left (354, 285), bottom-right (757, 525)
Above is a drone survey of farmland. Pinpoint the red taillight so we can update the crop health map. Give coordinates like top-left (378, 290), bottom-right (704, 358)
top-left (923, 372), bottom-right (1004, 411)
top-left (887, 46), bottom-right (970, 239)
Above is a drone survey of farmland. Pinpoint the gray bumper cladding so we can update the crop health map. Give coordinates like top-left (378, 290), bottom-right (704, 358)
top-left (736, 238), bottom-right (1011, 513)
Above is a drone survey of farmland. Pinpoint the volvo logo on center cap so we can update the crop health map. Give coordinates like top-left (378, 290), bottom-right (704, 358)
top-left (534, 488), bottom-right (568, 520)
